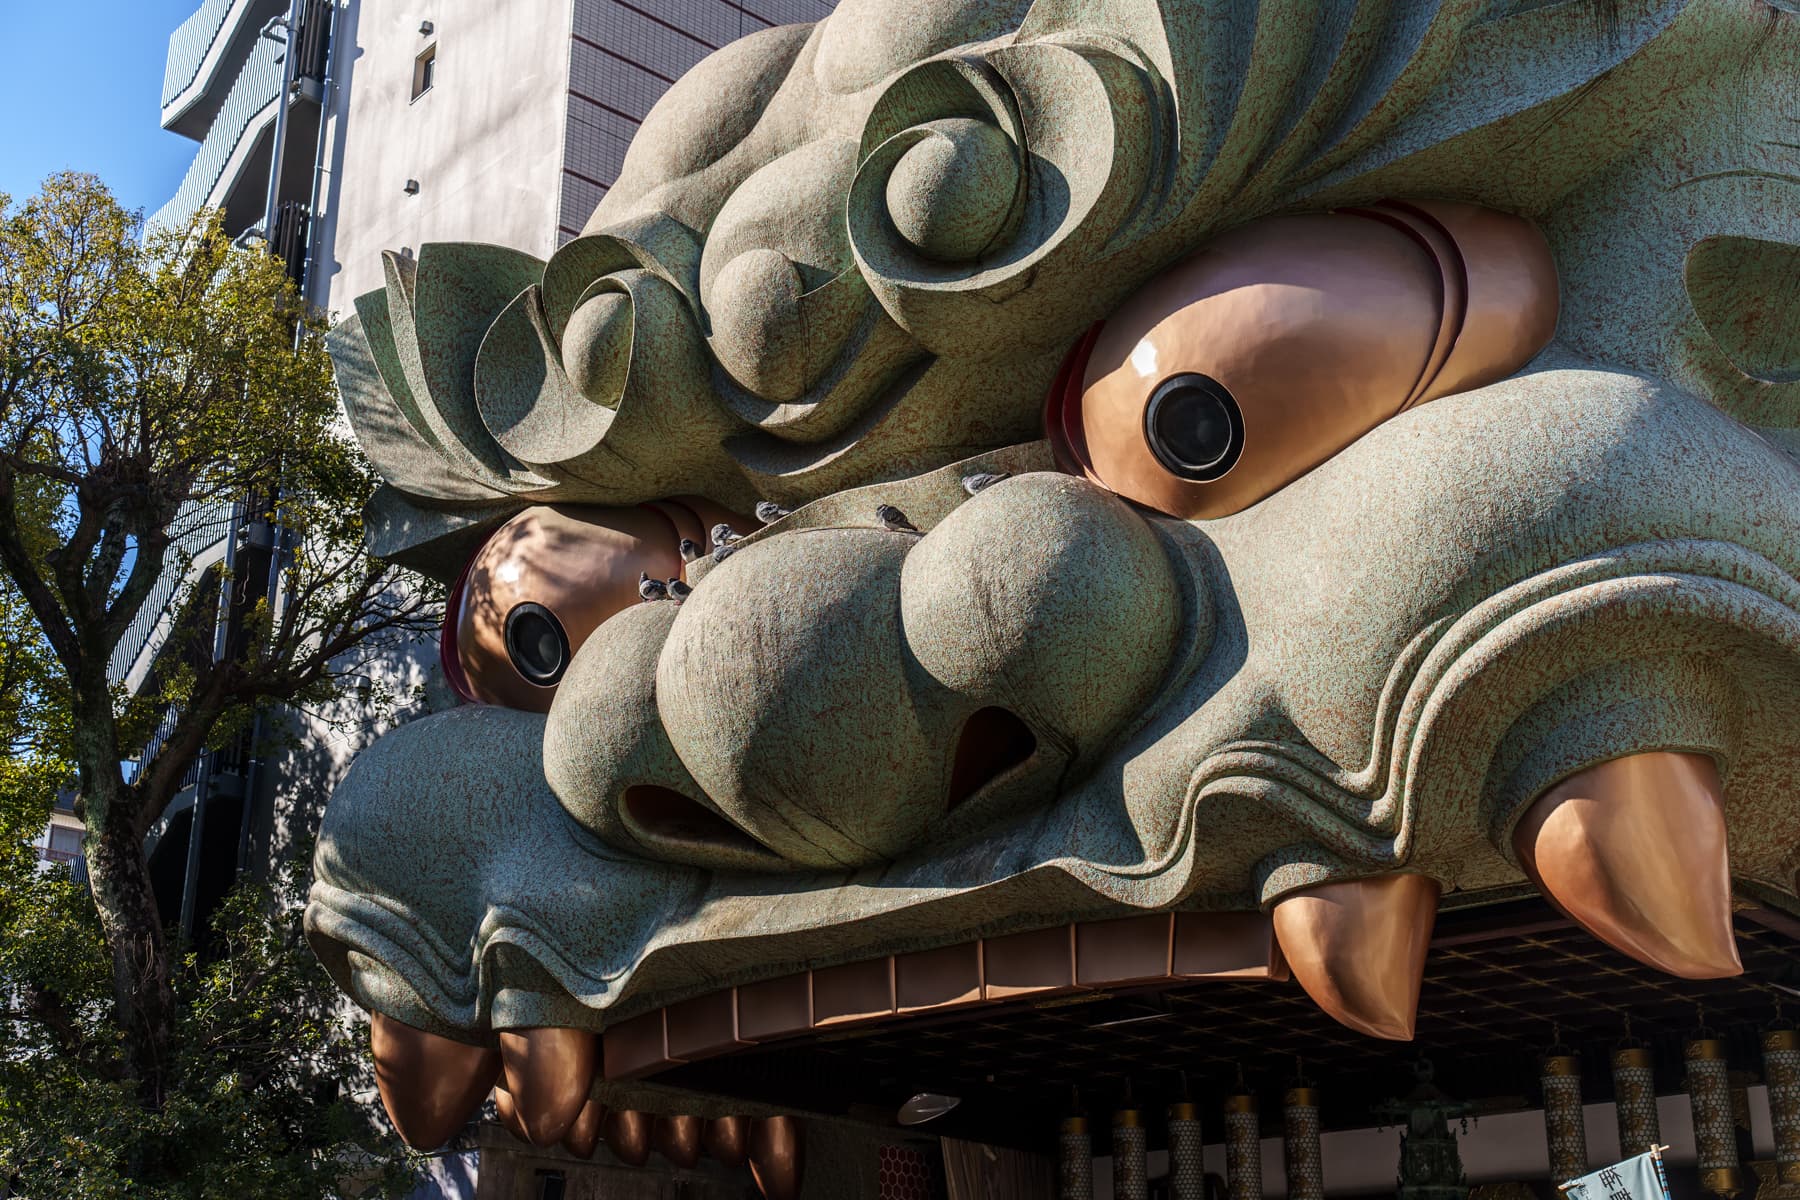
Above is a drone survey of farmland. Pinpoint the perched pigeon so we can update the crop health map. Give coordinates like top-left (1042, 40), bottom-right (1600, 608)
top-left (637, 572), bottom-right (667, 602)
top-left (678, 537), bottom-right (702, 563)
top-left (710, 523), bottom-right (743, 547)
top-left (876, 504), bottom-right (920, 533)
top-left (755, 500), bottom-right (791, 525)
top-left (667, 577), bottom-right (693, 604)
top-left (962, 471), bottom-right (1011, 496)
top-left (711, 542), bottom-right (738, 564)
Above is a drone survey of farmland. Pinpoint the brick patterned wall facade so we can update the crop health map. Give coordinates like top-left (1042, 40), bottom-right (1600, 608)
top-left (559, 0), bottom-right (839, 241)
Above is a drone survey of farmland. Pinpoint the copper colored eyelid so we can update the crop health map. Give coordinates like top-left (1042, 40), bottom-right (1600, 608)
top-left (1066, 201), bottom-right (1558, 520)
top-left (1045, 323), bottom-right (1104, 481)
top-left (449, 495), bottom-right (755, 712)
top-left (1345, 201), bottom-right (1467, 416)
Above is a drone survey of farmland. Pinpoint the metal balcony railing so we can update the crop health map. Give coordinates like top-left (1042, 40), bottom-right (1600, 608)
top-left (163, 0), bottom-right (240, 109)
top-left (270, 200), bottom-right (310, 286)
top-left (162, 0), bottom-right (270, 119)
top-left (149, 35), bottom-right (285, 235)
top-left (293, 0), bottom-right (332, 88)
top-left (132, 704), bottom-right (198, 788)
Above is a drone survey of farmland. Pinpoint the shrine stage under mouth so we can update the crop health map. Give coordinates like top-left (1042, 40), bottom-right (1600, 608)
top-left (631, 891), bottom-right (1800, 1158)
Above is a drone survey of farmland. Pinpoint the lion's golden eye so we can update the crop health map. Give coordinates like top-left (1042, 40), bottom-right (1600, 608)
top-left (445, 498), bottom-right (747, 712)
top-left (1051, 201), bottom-right (1559, 519)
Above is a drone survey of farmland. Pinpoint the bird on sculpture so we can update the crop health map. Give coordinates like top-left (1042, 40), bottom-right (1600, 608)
top-left (962, 472), bottom-right (1010, 496)
top-left (711, 542), bottom-right (737, 565)
top-left (637, 572), bottom-right (667, 603)
top-left (678, 538), bottom-right (701, 563)
top-left (667, 578), bottom-right (693, 604)
top-left (876, 505), bottom-right (920, 533)
top-left (711, 523), bottom-right (743, 548)
top-left (755, 500), bottom-right (791, 525)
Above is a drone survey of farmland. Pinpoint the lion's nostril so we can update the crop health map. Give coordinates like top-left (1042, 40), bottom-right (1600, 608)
top-left (946, 707), bottom-right (1036, 810)
top-left (622, 785), bottom-right (770, 856)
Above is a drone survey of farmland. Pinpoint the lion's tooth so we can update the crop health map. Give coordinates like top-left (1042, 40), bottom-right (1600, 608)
top-left (654, 1113), bottom-right (704, 1168)
top-left (493, 1085), bottom-right (529, 1142)
top-left (704, 1114), bottom-right (751, 1167)
top-left (1271, 872), bottom-right (1439, 1040)
top-left (750, 1115), bottom-right (804, 1200)
top-left (370, 1012), bottom-right (500, 1150)
top-left (605, 1108), bottom-right (653, 1166)
top-left (1513, 751), bottom-right (1741, 979)
top-left (562, 1097), bottom-right (607, 1159)
top-left (499, 1026), bottom-right (598, 1147)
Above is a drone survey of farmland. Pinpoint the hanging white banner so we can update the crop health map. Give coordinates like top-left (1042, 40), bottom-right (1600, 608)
top-left (1562, 1150), bottom-right (1671, 1200)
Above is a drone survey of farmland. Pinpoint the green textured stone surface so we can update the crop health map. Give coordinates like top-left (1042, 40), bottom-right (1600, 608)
top-left (313, 361), bottom-right (1800, 1031)
top-left (309, 0), bottom-right (1800, 1041)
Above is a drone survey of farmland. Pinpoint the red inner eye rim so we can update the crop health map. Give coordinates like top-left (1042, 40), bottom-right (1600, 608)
top-left (439, 526), bottom-right (496, 706)
top-left (1044, 322), bottom-right (1104, 479)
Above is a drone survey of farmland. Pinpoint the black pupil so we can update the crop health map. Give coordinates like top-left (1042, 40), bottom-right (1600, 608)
top-left (505, 603), bottom-right (568, 686)
top-left (1144, 373), bottom-right (1243, 480)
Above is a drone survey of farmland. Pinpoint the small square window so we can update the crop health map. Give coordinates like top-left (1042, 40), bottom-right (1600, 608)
top-left (411, 44), bottom-right (436, 100)
top-left (44, 824), bottom-right (82, 863)
top-left (534, 1170), bottom-right (566, 1200)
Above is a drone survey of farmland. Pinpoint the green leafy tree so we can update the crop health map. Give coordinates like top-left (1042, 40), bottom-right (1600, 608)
top-left (0, 846), bottom-right (420, 1199)
top-left (0, 173), bottom-right (435, 1194)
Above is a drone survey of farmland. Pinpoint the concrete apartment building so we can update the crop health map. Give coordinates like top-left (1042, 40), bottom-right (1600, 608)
top-left (133, 0), bottom-right (829, 1192)
top-left (132, 0), bottom-right (835, 910)
top-left (130, 0), bottom-right (831, 892)
top-left (312, 0), bottom-right (837, 314)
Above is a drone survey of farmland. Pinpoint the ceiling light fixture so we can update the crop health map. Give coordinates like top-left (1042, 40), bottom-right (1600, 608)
top-left (897, 1093), bottom-right (962, 1126)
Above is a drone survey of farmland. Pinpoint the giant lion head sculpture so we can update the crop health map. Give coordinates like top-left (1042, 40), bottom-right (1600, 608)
top-left (307, 0), bottom-right (1800, 1178)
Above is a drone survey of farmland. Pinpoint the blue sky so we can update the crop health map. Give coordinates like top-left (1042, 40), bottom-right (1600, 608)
top-left (0, 0), bottom-right (202, 216)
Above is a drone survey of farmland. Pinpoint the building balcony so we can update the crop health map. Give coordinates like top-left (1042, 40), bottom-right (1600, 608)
top-left (107, 501), bottom-right (235, 694)
top-left (152, 0), bottom-right (334, 240)
top-left (161, 0), bottom-right (287, 140)
top-left (151, 32), bottom-right (284, 236)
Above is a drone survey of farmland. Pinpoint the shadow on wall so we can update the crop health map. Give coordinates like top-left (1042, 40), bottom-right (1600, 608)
top-left (256, 625), bottom-right (450, 869)
top-left (408, 1149), bottom-right (477, 1200)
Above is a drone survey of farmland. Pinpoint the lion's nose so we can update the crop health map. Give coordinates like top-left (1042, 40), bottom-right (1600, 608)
top-left (545, 469), bottom-right (1189, 872)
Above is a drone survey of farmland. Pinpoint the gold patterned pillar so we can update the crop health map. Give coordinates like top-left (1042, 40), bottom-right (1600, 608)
top-left (1113, 1104), bottom-right (1148, 1200)
top-left (1543, 1053), bottom-right (1588, 1184)
top-left (1612, 1046), bottom-right (1662, 1157)
top-left (1762, 1028), bottom-right (1800, 1185)
top-left (1225, 1092), bottom-right (1262, 1200)
top-left (1169, 1102), bottom-right (1206, 1200)
top-left (1059, 1115), bottom-right (1092, 1200)
top-left (1686, 1038), bottom-right (1746, 1199)
top-left (1283, 1086), bottom-right (1323, 1200)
